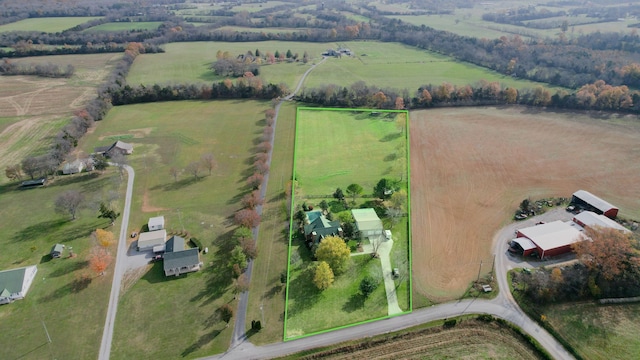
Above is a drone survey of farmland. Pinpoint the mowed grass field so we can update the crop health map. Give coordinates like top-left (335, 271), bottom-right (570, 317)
top-left (0, 17), bottom-right (101, 33)
top-left (0, 170), bottom-right (125, 360)
top-left (79, 100), bottom-right (270, 359)
top-left (303, 41), bottom-right (554, 91)
top-left (0, 53), bottom-right (121, 174)
top-left (83, 22), bottom-right (163, 32)
top-left (410, 106), bottom-right (640, 301)
top-left (295, 109), bottom-right (406, 195)
top-left (285, 108), bottom-right (410, 338)
top-left (126, 41), bottom-right (330, 88)
top-left (544, 302), bottom-right (640, 359)
top-left (245, 102), bottom-right (296, 345)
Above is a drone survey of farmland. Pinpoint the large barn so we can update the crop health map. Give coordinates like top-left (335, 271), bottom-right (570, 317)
top-left (514, 221), bottom-right (584, 259)
top-left (571, 190), bottom-right (618, 219)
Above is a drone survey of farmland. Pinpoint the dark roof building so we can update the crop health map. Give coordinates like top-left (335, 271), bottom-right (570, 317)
top-left (94, 141), bottom-right (133, 157)
top-left (163, 248), bottom-right (200, 277)
top-left (304, 210), bottom-right (342, 245)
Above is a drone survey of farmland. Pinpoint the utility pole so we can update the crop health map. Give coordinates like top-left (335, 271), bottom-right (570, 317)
top-left (476, 260), bottom-right (483, 282)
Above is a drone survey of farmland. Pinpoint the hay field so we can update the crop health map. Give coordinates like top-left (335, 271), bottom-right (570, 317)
top-left (410, 107), bottom-right (640, 301)
top-left (0, 53), bottom-right (120, 173)
top-left (0, 17), bottom-right (101, 33)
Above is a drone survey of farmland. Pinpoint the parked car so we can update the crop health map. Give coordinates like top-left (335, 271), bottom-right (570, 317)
top-left (150, 254), bottom-right (163, 263)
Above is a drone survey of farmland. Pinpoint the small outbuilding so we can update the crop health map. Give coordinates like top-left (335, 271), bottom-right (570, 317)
top-left (573, 211), bottom-right (630, 234)
top-left (20, 178), bottom-right (46, 188)
top-left (94, 140), bottom-right (133, 157)
top-left (571, 190), bottom-right (618, 219)
top-left (148, 216), bottom-right (165, 231)
top-left (62, 159), bottom-right (85, 175)
top-left (137, 229), bottom-right (167, 251)
top-left (50, 244), bottom-right (65, 258)
top-left (351, 208), bottom-right (383, 239)
top-left (0, 265), bottom-right (38, 305)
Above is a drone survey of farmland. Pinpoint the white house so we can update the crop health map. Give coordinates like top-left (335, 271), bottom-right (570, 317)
top-left (137, 230), bottom-right (167, 251)
top-left (62, 159), bottom-right (85, 175)
top-left (0, 265), bottom-right (38, 305)
top-left (148, 216), bottom-right (165, 231)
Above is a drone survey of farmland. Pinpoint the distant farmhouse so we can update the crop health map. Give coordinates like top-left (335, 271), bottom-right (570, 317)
top-left (304, 210), bottom-right (342, 246)
top-left (94, 140), bottom-right (133, 157)
top-left (163, 236), bottom-right (201, 276)
top-left (322, 48), bottom-right (352, 57)
top-left (0, 265), bottom-right (38, 305)
top-left (62, 158), bottom-right (93, 175)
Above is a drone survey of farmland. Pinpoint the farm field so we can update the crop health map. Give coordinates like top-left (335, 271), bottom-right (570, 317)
top-left (217, 26), bottom-right (313, 34)
top-left (126, 41), bottom-right (329, 88)
top-left (410, 106), bottom-right (640, 301)
top-left (78, 100), bottom-right (271, 359)
top-left (285, 108), bottom-right (410, 339)
top-left (0, 170), bottom-right (125, 360)
top-left (0, 17), bottom-right (101, 33)
top-left (0, 53), bottom-right (121, 173)
top-left (280, 317), bottom-right (546, 360)
top-left (83, 21), bottom-right (163, 32)
top-left (303, 41), bottom-right (555, 91)
top-left (544, 302), bottom-right (640, 360)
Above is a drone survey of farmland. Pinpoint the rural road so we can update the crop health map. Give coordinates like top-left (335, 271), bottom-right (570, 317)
top-left (209, 210), bottom-right (575, 359)
top-left (231, 57), bottom-right (327, 347)
top-left (98, 164), bottom-right (134, 360)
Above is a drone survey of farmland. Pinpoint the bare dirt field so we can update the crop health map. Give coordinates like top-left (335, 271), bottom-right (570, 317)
top-left (410, 106), bottom-right (640, 301)
top-left (292, 318), bottom-right (546, 360)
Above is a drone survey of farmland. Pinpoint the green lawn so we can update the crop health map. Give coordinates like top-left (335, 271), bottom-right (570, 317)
top-left (286, 254), bottom-right (388, 338)
top-left (0, 170), bottom-right (125, 360)
top-left (79, 100), bottom-right (271, 359)
top-left (127, 42), bottom-right (330, 88)
top-left (304, 41), bottom-right (555, 91)
top-left (83, 22), bottom-right (163, 32)
top-left (285, 108), bottom-right (411, 339)
top-left (544, 302), bottom-right (640, 360)
top-left (294, 109), bottom-right (406, 195)
top-left (245, 102), bottom-right (297, 345)
top-left (0, 17), bottom-right (101, 33)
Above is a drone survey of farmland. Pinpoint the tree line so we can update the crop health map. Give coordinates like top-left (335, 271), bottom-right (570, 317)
top-left (0, 59), bottom-right (75, 78)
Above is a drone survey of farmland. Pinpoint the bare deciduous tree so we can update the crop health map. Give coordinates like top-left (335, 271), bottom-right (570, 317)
top-left (185, 161), bottom-right (201, 180)
top-left (55, 190), bottom-right (84, 220)
top-left (201, 153), bottom-right (217, 175)
top-left (169, 167), bottom-right (180, 182)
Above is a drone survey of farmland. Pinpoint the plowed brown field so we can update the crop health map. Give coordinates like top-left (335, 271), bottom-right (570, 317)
top-left (410, 106), bottom-right (640, 301)
top-left (296, 319), bottom-right (545, 360)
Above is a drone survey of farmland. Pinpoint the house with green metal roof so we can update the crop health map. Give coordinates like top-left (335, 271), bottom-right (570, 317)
top-left (162, 236), bottom-right (200, 276)
top-left (0, 265), bottom-right (38, 305)
top-left (303, 210), bottom-right (343, 246)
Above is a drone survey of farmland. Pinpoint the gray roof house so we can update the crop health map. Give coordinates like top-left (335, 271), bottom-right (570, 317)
top-left (0, 265), bottom-right (38, 305)
top-left (94, 140), bottom-right (133, 157)
top-left (303, 210), bottom-right (342, 245)
top-left (163, 236), bottom-right (201, 276)
top-left (62, 159), bottom-right (85, 175)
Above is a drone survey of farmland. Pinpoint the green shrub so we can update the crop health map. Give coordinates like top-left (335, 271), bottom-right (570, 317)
top-left (190, 237), bottom-right (203, 251)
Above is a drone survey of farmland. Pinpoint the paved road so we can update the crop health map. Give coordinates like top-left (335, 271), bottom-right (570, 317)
top-left (231, 56), bottom-right (327, 347)
top-left (206, 209), bottom-right (576, 360)
top-left (98, 165), bottom-right (134, 360)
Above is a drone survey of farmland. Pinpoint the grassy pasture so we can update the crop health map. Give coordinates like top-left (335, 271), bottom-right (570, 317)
top-left (0, 17), bottom-right (101, 33)
top-left (410, 106), bottom-right (640, 302)
top-left (127, 41), bottom-right (329, 88)
top-left (0, 53), bottom-right (120, 173)
top-left (544, 302), bottom-right (640, 360)
top-left (285, 108), bottom-right (410, 339)
top-left (303, 41), bottom-right (555, 91)
top-left (245, 102), bottom-right (296, 345)
top-left (0, 170), bottom-right (125, 360)
top-left (79, 100), bottom-right (270, 359)
top-left (83, 22), bottom-right (163, 33)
